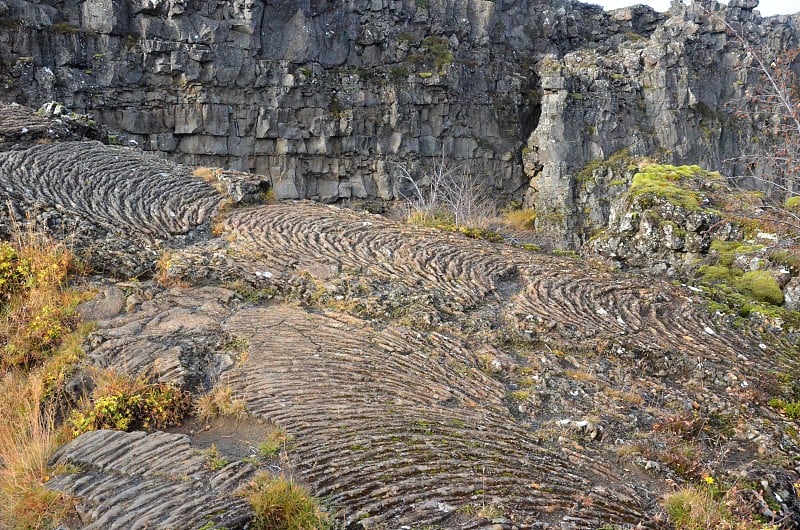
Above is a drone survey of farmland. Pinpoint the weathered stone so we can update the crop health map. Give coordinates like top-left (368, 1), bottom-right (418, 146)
top-left (784, 276), bottom-right (800, 311)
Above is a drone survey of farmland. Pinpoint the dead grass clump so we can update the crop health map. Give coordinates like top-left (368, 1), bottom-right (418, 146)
top-left (193, 166), bottom-right (221, 185)
top-left (194, 384), bottom-right (247, 424)
top-left (244, 472), bottom-right (332, 530)
top-left (0, 370), bottom-right (76, 528)
top-left (501, 208), bottom-right (537, 231)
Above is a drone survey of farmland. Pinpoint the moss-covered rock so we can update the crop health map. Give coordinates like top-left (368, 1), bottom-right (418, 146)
top-left (629, 164), bottom-right (720, 211)
top-left (733, 270), bottom-right (784, 306)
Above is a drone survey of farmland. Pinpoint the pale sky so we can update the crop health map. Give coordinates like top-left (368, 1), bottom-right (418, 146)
top-left (590, 0), bottom-right (798, 16)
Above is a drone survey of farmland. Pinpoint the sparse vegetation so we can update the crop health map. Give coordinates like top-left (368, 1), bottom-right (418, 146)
top-left (0, 229), bottom-right (88, 528)
top-left (0, 370), bottom-right (77, 528)
top-left (194, 384), bottom-right (247, 424)
top-left (202, 443), bottom-right (229, 471)
top-left (69, 372), bottom-right (192, 436)
top-left (398, 155), bottom-right (497, 234)
top-left (664, 484), bottom-right (771, 530)
top-left (768, 398), bottom-right (800, 419)
top-left (258, 428), bottom-right (293, 458)
top-left (244, 472), bottom-right (332, 530)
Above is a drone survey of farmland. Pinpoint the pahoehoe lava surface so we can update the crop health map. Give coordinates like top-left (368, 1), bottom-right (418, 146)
top-left (221, 305), bottom-right (656, 529)
top-left (0, 141), bottom-right (222, 238)
top-left (48, 430), bottom-right (256, 529)
top-left (190, 202), bottom-right (520, 312)
top-left (0, 118), bottom-right (788, 528)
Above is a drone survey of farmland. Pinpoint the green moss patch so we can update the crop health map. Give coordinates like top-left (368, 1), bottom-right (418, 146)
top-left (709, 240), bottom-right (764, 267)
top-left (629, 164), bottom-right (719, 211)
top-left (733, 270), bottom-right (784, 306)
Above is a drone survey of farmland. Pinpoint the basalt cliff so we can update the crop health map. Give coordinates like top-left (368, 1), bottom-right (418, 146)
top-left (1, 0), bottom-right (799, 247)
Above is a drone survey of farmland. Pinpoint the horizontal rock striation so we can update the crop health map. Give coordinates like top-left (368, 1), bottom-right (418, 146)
top-left (48, 430), bottom-right (256, 529)
top-left (215, 202), bottom-right (518, 311)
top-left (222, 305), bottom-right (655, 529)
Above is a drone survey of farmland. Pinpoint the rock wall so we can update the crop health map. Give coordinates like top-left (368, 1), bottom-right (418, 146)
top-left (0, 0), bottom-right (798, 246)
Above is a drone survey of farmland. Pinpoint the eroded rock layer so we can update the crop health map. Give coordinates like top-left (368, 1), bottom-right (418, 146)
top-left (48, 430), bottom-right (256, 529)
top-left (83, 285), bottom-right (241, 389)
top-left (0, 138), bottom-right (225, 275)
top-left (221, 305), bottom-right (655, 529)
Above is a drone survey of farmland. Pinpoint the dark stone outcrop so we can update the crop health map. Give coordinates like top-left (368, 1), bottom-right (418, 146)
top-left (0, 0), bottom-right (798, 247)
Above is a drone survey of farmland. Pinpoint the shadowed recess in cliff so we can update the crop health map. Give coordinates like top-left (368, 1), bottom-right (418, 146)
top-left (519, 70), bottom-right (542, 147)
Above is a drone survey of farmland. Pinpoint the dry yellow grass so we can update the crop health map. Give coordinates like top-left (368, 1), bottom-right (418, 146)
top-left (501, 208), bottom-right (537, 231)
top-left (0, 370), bottom-right (76, 528)
top-left (195, 384), bottom-right (247, 424)
top-left (0, 228), bottom-right (87, 528)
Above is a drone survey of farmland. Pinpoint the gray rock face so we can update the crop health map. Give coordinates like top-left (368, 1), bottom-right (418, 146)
top-left (785, 276), bottom-right (800, 311)
top-left (1, 0), bottom-right (797, 246)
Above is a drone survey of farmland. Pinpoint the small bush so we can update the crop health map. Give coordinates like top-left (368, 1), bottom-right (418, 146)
top-left (398, 158), bottom-right (495, 230)
top-left (69, 372), bottom-right (191, 436)
top-left (244, 472), bottom-right (332, 530)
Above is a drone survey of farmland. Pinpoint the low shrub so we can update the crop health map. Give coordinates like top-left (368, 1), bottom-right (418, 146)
top-left (69, 372), bottom-right (192, 436)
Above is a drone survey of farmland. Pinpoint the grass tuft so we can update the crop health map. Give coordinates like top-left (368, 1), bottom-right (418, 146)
top-left (244, 472), bottom-right (332, 530)
top-left (194, 384), bottom-right (247, 424)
